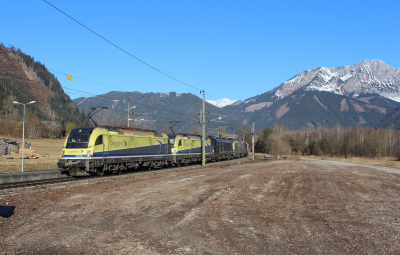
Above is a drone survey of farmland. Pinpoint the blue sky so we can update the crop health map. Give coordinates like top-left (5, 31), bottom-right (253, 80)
top-left (2, 0), bottom-right (400, 102)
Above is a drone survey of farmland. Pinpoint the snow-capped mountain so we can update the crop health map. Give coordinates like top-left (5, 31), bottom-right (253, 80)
top-left (206, 98), bottom-right (237, 108)
top-left (224, 59), bottom-right (400, 130)
top-left (273, 59), bottom-right (400, 102)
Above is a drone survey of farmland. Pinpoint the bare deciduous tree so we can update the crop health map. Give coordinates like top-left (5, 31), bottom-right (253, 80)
top-left (189, 125), bottom-right (202, 135)
top-left (162, 123), bottom-right (173, 134)
top-left (217, 126), bottom-right (228, 137)
top-left (25, 115), bottom-right (43, 138)
top-left (265, 134), bottom-right (292, 156)
top-left (65, 122), bottom-right (76, 135)
top-left (236, 124), bottom-right (252, 144)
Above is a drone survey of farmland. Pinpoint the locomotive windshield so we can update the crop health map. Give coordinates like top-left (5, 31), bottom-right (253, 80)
top-left (65, 127), bottom-right (95, 148)
top-left (167, 135), bottom-right (176, 148)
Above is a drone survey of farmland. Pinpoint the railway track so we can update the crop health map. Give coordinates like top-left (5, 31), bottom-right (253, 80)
top-left (0, 177), bottom-right (76, 191)
top-left (0, 157), bottom-right (259, 192)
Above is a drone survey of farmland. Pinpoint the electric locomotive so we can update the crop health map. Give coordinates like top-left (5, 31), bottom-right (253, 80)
top-left (58, 126), bottom-right (170, 176)
top-left (58, 126), bottom-right (249, 176)
top-left (168, 134), bottom-right (213, 165)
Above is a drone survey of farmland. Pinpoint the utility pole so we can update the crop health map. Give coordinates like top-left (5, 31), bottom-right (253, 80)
top-left (201, 90), bottom-right (206, 166)
top-left (252, 120), bottom-right (255, 160)
top-left (127, 99), bottom-right (130, 127)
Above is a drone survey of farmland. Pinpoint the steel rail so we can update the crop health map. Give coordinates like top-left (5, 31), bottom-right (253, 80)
top-left (0, 157), bottom-right (261, 192)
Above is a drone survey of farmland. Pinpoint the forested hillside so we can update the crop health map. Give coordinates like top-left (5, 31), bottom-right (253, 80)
top-left (0, 43), bottom-right (88, 126)
top-left (378, 106), bottom-right (400, 129)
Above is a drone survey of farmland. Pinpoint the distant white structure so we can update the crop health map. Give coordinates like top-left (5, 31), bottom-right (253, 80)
top-left (206, 98), bottom-right (237, 108)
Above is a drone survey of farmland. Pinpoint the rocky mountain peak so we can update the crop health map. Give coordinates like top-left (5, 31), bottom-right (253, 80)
top-left (206, 98), bottom-right (237, 108)
top-left (271, 59), bottom-right (400, 102)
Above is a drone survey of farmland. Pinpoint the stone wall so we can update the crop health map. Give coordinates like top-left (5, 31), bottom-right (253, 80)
top-left (0, 139), bottom-right (31, 156)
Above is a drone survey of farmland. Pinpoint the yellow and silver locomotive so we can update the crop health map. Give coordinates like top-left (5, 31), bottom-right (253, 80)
top-left (58, 126), bottom-right (249, 176)
top-left (58, 127), bottom-right (169, 176)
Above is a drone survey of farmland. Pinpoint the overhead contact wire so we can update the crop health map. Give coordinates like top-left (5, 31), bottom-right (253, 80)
top-left (48, 68), bottom-right (195, 112)
top-left (0, 70), bottom-right (198, 120)
top-left (60, 87), bottom-right (198, 119)
top-left (43, 0), bottom-right (203, 92)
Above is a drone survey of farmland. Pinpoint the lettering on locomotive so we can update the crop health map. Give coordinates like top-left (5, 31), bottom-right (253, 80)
top-left (109, 140), bottom-right (127, 147)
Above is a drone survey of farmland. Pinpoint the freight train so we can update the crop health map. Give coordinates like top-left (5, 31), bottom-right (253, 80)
top-left (57, 126), bottom-right (249, 176)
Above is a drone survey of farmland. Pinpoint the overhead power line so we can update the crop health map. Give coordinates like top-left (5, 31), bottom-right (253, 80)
top-left (60, 86), bottom-right (196, 119)
top-left (0, 48), bottom-right (217, 122)
top-left (63, 86), bottom-right (197, 119)
top-left (1, 68), bottom-right (239, 133)
top-left (0, 69), bottom-right (198, 121)
top-left (55, 70), bottom-right (226, 126)
top-left (48, 68), bottom-right (197, 111)
top-left (1, 66), bottom-right (240, 131)
top-left (43, 0), bottom-right (204, 93)
top-left (49, 68), bottom-right (116, 90)
top-left (0, 69), bottom-right (191, 124)
top-left (1, 7), bottom-right (217, 101)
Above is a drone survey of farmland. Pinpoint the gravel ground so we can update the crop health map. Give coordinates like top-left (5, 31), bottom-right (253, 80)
top-left (1, 159), bottom-right (400, 254)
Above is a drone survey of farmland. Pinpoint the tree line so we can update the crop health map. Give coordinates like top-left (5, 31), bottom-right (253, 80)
top-left (0, 116), bottom-right (69, 139)
top-left (5, 87), bottom-right (400, 160)
top-left (254, 123), bottom-right (400, 159)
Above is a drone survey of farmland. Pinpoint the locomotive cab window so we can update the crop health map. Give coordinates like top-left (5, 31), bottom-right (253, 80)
top-left (66, 127), bottom-right (94, 148)
top-left (95, 135), bottom-right (103, 145)
top-left (178, 140), bottom-right (182, 147)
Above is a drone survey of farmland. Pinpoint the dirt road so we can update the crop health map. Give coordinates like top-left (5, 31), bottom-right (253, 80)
top-left (1, 159), bottom-right (399, 254)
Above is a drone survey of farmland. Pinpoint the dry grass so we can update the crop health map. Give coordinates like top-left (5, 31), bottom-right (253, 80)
top-left (0, 137), bottom-right (65, 172)
top-left (5, 141), bottom-right (398, 173)
top-left (301, 155), bottom-right (400, 169)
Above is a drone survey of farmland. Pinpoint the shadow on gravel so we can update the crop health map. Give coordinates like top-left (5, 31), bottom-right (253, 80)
top-left (0, 205), bottom-right (15, 218)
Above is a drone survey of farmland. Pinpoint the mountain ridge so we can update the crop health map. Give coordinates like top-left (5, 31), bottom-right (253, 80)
top-left (223, 59), bottom-right (400, 130)
top-left (0, 44), bottom-right (88, 125)
top-left (3, 44), bottom-right (400, 132)
top-left (238, 91), bottom-right (400, 130)
top-left (234, 59), bottom-right (400, 107)
top-left (73, 91), bottom-right (242, 133)
top-left (73, 59), bottom-right (400, 131)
